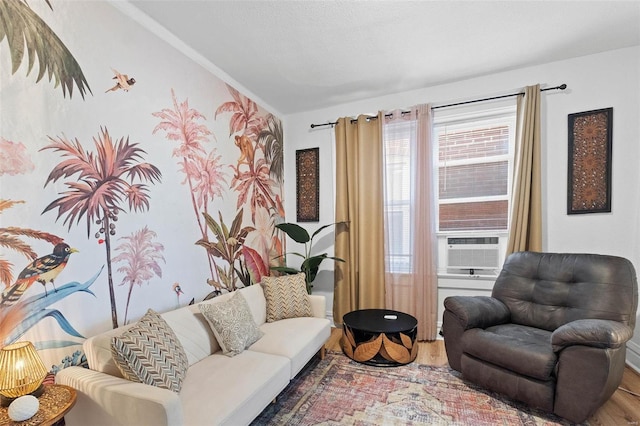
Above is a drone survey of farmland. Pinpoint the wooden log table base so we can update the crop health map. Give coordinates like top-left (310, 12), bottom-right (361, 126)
top-left (341, 309), bottom-right (418, 366)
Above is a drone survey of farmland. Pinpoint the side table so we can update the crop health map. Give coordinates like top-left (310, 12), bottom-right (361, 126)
top-left (0, 384), bottom-right (76, 426)
top-left (342, 309), bottom-right (418, 366)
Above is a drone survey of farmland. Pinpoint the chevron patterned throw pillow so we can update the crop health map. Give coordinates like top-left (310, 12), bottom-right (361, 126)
top-left (111, 309), bottom-right (189, 393)
top-left (263, 273), bottom-right (313, 322)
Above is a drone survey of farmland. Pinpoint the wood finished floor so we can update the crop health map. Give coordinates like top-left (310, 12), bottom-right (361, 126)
top-left (325, 328), bottom-right (640, 426)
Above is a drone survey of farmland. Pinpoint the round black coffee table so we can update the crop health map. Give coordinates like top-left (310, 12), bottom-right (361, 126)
top-left (342, 309), bottom-right (418, 366)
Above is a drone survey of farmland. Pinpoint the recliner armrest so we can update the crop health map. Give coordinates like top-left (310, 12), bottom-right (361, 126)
top-left (443, 296), bottom-right (510, 330)
top-left (551, 319), bottom-right (634, 352)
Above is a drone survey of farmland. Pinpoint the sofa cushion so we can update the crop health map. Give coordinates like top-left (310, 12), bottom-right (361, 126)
top-left (199, 292), bottom-right (264, 357)
top-left (111, 309), bottom-right (189, 393)
top-left (462, 324), bottom-right (556, 381)
top-left (236, 283), bottom-right (267, 326)
top-left (263, 273), bottom-right (312, 322)
top-left (250, 316), bottom-right (331, 378)
top-left (461, 353), bottom-right (555, 412)
top-left (180, 350), bottom-right (290, 426)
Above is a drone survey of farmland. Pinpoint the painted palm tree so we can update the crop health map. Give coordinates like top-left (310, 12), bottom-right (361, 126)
top-left (217, 90), bottom-right (285, 272)
top-left (257, 114), bottom-right (286, 262)
top-left (215, 85), bottom-right (267, 141)
top-left (229, 155), bottom-right (278, 222)
top-left (152, 89), bottom-right (227, 289)
top-left (0, 0), bottom-right (91, 99)
top-left (216, 86), bottom-right (278, 222)
top-left (40, 128), bottom-right (161, 328)
top-left (112, 226), bottom-right (165, 325)
top-left (258, 114), bottom-right (284, 185)
top-left (0, 199), bottom-right (64, 288)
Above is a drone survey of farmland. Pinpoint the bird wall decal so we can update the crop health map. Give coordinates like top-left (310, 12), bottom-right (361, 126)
top-left (172, 282), bottom-right (183, 309)
top-left (105, 68), bottom-right (136, 93)
top-left (1, 243), bottom-right (78, 308)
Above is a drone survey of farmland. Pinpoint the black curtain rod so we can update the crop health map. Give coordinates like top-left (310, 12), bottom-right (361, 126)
top-left (309, 84), bottom-right (567, 129)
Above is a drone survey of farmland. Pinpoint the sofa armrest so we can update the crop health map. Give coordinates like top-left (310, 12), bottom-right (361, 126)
top-left (443, 296), bottom-right (510, 330)
top-left (56, 366), bottom-right (183, 426)
top-left (309, 294), bottom-right (326, 319)
top-left (551, 319), bottom-right (634, 352)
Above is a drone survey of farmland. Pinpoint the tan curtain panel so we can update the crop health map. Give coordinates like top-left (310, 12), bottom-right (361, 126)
top-left (383, 105), bottom-right (438, 341)
top-left (507, 84), bottom-right (542, 254)
top-left (333, 114), bottom-right (386, 325)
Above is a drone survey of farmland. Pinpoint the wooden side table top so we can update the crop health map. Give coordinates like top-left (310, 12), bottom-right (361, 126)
top-left (343, 309), bottom-right (417, 333)
top-left (0, 384), bottom-right (76, 426)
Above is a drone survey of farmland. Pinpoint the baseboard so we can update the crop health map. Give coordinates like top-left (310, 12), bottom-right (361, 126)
top-left (326, 310), bottom-right (335, 327)
top-left (626, 340), bottom-right (640, 374)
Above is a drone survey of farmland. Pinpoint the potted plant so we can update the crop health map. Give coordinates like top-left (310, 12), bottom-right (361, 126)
top-left (271, 222), bottom-right (344, 294)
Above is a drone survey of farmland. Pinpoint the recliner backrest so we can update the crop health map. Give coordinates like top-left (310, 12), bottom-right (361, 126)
top-left (492, 251), bottom-right (638, 331)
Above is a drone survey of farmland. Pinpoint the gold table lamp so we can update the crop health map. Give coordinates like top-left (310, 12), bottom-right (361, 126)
top-left (0, 341), bottom-right (48, 406)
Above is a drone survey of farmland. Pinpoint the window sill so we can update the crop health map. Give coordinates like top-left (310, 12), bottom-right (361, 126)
top-left (437, 272), bottom-right (498, 280)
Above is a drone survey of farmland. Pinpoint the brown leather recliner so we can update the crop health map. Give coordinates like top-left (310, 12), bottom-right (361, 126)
top-left (442, 252), bottom-right (638, 423)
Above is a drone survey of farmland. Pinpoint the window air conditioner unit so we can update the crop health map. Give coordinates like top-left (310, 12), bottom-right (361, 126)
top-left (446, 236), bottom-right (500, 272)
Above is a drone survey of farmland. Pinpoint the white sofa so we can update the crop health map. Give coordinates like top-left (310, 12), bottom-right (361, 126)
top-left (56, 284), bottom-right (331, 426)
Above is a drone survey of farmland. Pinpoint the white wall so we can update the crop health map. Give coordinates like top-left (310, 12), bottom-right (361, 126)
top-left (283, 46), bottom-right (640, 369)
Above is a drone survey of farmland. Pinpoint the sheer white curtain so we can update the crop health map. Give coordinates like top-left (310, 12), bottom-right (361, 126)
top-left (382, 105), bottom-right (438, 341)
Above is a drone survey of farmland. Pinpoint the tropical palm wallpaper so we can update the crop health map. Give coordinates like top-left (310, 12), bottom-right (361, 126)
top-left (0, 1), bottom-right (284, 373)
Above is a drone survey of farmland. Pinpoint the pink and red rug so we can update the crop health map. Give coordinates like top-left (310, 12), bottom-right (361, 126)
top-left (252, 351), bottom-right (582, 425)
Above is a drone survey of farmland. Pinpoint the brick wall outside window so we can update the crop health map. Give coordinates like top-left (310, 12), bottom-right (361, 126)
top-left (438, 125), bottom-right (511, 231)
top-left (438, 126), bottom-right (509, 161)
top-left (440, 200), bottom-right (508, 231)
top-left (439, 161), bottom-right (508, 199)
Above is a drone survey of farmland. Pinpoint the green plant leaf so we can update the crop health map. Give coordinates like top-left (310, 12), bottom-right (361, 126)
top-left (229, 209), bottom-right (244, 240)
top-left (219, 211), bottom-right (230, 239)
top-left (0, 0), bottom-right (92, 99)
top-left (195, 238), bottom-right (226, 259)
top-left (302, 254), bottom-right (328, 270)
top-left (310, 223), bottom-right (337, 241)
top-left (276, 223), bottom-right (310, 243)
top-left (275, 222), bottom-right (345, 291)
top-left (202, 212), bottom-right (224, 241)
top-left (270, 266), bottom-right (300, 275)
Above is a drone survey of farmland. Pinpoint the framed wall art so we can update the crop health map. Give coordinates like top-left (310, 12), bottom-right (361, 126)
top-left (567, 107), bottom-right (613, 214)
top-left (296, 148), bottom-right (320, 222)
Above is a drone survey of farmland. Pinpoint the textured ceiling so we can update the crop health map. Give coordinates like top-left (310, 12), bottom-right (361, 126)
top-left (126, 0), bottom-right (640, 115)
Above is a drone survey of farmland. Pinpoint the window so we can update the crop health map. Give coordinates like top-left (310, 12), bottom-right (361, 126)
top-left (383, 122), bottom-right (413, 273)
top-left (434, 105), bottom-right (516, 232)
top-left (382, 103), bottom-right (516, 273)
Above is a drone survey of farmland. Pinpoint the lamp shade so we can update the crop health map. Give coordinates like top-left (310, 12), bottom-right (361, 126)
top-left (0, 342), bottom-right (48, 399)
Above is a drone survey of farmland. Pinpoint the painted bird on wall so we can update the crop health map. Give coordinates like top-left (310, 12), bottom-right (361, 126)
top-left (0, 243), bottom-right (78, 308)
top-left (172, 282), bottom-right (183, 309)
top-left (105, 68), bottom-right (136, 93)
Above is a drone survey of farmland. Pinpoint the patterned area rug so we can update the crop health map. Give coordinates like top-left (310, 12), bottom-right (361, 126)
top-left (252, 351), bottom-right (583, 426)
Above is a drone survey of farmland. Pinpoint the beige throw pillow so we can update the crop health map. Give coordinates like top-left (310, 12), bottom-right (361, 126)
top-left (111, 309), bottom-right (189, 393)
top-left (199, 292), bottom-right (264, 357)
top-left (263, 273), bottom-right (313, 322)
